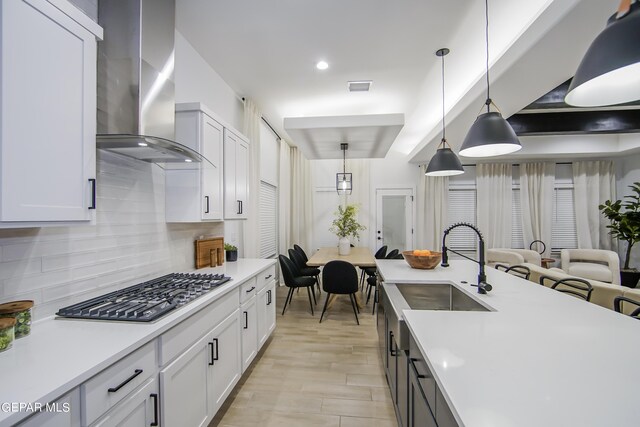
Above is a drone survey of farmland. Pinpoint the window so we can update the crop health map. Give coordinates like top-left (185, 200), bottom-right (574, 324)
top-left (450, 165), bottom-right (577, 253)
top-left (447, 186), bottom-right (477, 251)
top-left (259, 181), bottom-right (277, 258)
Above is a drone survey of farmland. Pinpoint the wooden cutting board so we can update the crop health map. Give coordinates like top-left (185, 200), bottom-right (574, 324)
top-left (195, 237), bottom-right (225, 268)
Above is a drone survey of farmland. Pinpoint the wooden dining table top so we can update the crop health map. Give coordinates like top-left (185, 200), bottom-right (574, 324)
top-left (306, 247), bottom-right (377, 268)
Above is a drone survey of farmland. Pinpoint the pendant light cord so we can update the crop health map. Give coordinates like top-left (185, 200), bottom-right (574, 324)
top-left (485, 0), bottom-right (491, 112)
top-left (441, 52), bottom-right (446, 144)
top-left (342, 145), bottom-right (346, 173)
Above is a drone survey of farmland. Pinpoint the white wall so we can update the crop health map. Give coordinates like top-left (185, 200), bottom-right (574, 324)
top-left (0, 152), bottom-right (223, 321)
top-left (175, 31), bottom-right (244, 131)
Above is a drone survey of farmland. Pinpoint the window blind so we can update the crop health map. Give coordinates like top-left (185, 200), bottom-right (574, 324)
top-left (552, 187), bottom-right (577, 250)
top-left (259, 181), bottom-right (277, 258)
top-left (511, 189), bottom-right (524, 249)
top-left (447, 188), bottom-right (477, 251)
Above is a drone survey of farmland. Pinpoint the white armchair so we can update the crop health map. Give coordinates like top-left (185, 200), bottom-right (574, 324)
top-left (487, 248), bottom-right (542, 267)
top-left (560, 249), bottom-right (620, 285)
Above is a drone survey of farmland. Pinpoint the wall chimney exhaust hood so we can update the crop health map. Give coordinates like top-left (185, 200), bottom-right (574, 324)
top-left (96, 0), bottom-right (205, 164)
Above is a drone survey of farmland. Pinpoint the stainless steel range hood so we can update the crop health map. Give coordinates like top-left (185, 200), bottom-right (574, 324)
top-left (96, 0), bottom-right (203, 163)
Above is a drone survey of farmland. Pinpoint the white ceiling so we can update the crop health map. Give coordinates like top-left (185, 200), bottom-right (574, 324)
top-left (283, 113), bottom-right (404, 159)
top-left (176, 0), bottom-right (631, 163)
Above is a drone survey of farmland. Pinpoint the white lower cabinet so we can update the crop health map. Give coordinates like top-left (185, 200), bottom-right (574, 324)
top-left (92, 378), bottom-right (159, 427)
top-left (160, 310), bottom-right (241, 427)
top-left (160, 332), bottom-right (212, 427)
top-left (257, 280), bottom-right (276, 348)
top-left (241, 295), bottom-right (258, 372)
top-left (16, 389), bottom-right (81, 427)
top-left (20, 262), bottom-right (277, 427)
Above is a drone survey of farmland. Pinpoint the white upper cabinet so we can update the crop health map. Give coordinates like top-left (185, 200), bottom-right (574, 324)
top-left (166, 103), bottom-right (224, 222)
top-left (224, 129), bottom-right (250, 219)
top-left (0, 0), bottom-right (102, 226)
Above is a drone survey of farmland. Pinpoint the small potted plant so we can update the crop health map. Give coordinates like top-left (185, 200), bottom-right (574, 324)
top-left (224, 243), bottom-right (238, 262)
top-left (599, 182), bottom-right (640, 287)
top-left (330, 204), bottom-right (366, 255)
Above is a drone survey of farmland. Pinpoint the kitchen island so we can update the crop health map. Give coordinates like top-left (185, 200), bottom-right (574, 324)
top-left (0, 259), bottom-right (276, 427)
top-left (376, 259), bottom-right (640, 427)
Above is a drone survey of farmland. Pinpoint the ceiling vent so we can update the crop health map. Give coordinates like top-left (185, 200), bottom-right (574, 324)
top-left (348, 80), bottom-right (372, 92)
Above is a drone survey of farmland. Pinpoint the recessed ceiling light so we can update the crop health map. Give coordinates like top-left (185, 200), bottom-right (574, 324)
top-left (316, 60), bottom-right (329, 70)
top-left (138, 142), bottom-right (148, 147)
top-left (184, 159), bottom-right (193, 162)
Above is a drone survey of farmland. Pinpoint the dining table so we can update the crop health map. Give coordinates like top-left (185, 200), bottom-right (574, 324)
top-left (306, 247), bottom-right (377, 309)
top-left (306, 246), bottom-right (377, 268)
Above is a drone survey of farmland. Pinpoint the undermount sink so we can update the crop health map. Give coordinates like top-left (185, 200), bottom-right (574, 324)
top-left (396, 283), bottom-right (490, 312)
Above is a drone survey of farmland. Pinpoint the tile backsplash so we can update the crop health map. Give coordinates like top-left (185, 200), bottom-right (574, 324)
top-left (0, 151), bottom-right (223, 320)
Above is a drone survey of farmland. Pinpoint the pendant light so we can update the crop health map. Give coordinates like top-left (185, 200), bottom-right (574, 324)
top-left (459, 0), bottom-right (521, 158)
top-left (565, 0), bottom-right (640, 107)
top-left (336, 143), bottom-right (352, 195)
top-left (426, 48), bottom-right (464, 177)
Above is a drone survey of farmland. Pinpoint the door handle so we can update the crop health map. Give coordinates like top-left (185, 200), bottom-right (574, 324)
top-left (88, 178), bottom-right (96, 210)
top-left (237, 200), bottom-right (242, 215)
top-left (377, 237), bottom-right (382, 240)
top-left (150, 393), bottom-right (159, 426)
top-left (204, 195), bottom-right (210, 213)
top-left (243, 311), bottom-right (248, 329)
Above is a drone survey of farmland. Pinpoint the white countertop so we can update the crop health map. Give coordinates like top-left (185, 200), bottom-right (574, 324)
top-left (376, 259), bottom-right (640, 427)
top-left (0, 258), bottom-right (276, 427)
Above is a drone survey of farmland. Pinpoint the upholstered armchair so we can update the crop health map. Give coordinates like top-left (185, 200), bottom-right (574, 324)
top-left (487, 248), bottom-right (542, 267)
top-left (560, 249), bottom-right (620, 285)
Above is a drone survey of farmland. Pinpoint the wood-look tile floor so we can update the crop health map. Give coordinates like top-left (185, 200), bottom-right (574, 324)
top-left (210, 285), bottom-right (399, 427)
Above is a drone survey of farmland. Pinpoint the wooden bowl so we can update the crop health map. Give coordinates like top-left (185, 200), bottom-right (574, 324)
top-left (402, 251), bottom-right (442, 270)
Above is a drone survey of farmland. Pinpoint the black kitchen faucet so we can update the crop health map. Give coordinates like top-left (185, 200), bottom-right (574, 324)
top-left (441, 222), bottom-right (492, 294)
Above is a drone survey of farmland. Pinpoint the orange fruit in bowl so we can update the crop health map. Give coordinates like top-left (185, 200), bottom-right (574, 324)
top-left (412, 249), bottom-right (432, 256)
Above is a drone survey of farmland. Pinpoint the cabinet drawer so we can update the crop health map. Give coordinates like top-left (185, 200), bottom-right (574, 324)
top-left (160, 289), bottom-right (239, 365)
top-left (256, 265), bottom-right (276, 292)
top-left (409, 335), bottom-right (435, 411)
top-left (82, 341), bottom-right (156, 426)
top-left (239, 277), bottom-right (257, 304)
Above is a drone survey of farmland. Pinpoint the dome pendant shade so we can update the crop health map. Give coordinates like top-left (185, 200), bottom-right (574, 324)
top-left (459, 111), bottom-right (521, 158)
top-left (565, 3), bottom-right (640, 107)
top-left (425, 147), bottom-right (464, 176)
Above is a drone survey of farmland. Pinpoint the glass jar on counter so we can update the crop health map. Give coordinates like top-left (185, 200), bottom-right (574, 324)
top-left (0, 317), bottom-right (16, 353)
top-left (0, 300), bottom-right (34, 339)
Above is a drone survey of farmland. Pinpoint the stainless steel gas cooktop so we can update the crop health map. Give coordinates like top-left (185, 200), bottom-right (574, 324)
top-left (56, 273), bottom-right (231, 322)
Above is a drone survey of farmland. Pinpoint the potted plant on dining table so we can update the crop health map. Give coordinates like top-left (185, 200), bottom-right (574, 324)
top-left (330, 204), bottom-right (366, 256)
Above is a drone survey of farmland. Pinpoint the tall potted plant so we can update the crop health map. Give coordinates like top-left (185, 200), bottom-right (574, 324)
top-left (330, 204), bottom-right (366, 255)
top-left (599, 182), bottom-right (640, 287)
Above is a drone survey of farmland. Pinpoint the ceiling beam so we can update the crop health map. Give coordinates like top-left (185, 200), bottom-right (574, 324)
top-left (508, 110), bottom-right (640, 136)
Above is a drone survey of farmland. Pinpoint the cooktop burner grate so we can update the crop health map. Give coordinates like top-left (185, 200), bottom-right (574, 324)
top-left (56, 273), bottom-right (231, 322)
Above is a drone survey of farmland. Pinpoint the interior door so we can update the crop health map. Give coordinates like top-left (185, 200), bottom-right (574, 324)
top-left (376, 189), bottom-right (414, 252)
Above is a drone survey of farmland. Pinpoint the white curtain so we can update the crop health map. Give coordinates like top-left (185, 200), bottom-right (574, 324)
top-left (572, 161), bottom-right (616, 250)
top-left (476, 163), bottom-right (512, 248)
top-left (345, 159), bottom-right (371, 247)
top-left (416, 169), bottom-right (448, 250)
top-left (277, 143), bottom-right (314, 254)
top-left (242, 99), bottom-right (261, 258)
top-left (520, 162), bottom-right (554, 257)
top-left (278, 139), bottom-right (291, 256)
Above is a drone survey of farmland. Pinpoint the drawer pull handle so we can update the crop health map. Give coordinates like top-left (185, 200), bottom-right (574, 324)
top-left (410, 358), bottom-right (428, 379)
top-left (246, 286), bottom-right (256, 293)
top-left (108, 369), bottom-right (143, 393)
top-left (150, 393), bottom-right (159, 426)
top-left (264, 274), bottom-right (273, 280)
